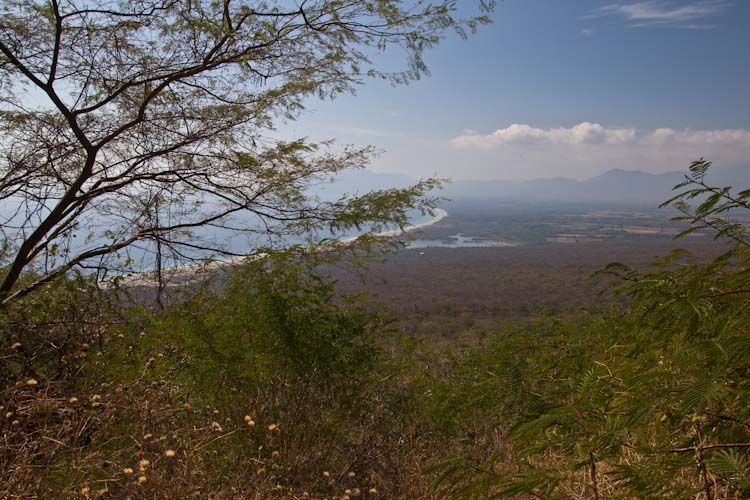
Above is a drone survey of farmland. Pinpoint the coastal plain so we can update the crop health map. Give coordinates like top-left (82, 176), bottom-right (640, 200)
top-left (327, 199), bottom-right (726, 338)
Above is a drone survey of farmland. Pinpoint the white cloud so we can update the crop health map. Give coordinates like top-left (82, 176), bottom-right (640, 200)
top-left (445, 122), bottom-right (750, 180)
top-left (451, 123), bottom-right (750, 150)
top-left (590, 1), bottom-right (729, 28)
top-left (451, 122), bottom-right (637, 149)
top-left (580, 28), bottom-right (594, 36)
top-left (642, 127), bottom-right (750, 145)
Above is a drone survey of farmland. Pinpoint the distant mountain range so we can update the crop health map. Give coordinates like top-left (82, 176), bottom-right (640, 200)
top-left (444, 165), bottom-right (749, 204)
top-left (323, 165), bottom-right (749, 206)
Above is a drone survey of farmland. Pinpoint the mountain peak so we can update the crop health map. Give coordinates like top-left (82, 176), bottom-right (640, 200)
top-left (596, 169), bottom-right (654, 178)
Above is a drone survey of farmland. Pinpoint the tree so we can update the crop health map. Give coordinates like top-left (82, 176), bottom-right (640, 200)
top-left (0, 0), bottom-right (492, 304)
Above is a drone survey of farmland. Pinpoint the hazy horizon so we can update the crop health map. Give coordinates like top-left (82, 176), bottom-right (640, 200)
top-left (339, 162), bottom-right (744, 184)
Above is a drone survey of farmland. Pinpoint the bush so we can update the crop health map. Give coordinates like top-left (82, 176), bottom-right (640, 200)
top-left (1, 252), bottom-right (448, 498)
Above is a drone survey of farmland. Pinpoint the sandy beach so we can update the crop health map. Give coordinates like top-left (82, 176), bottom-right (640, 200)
top-left (377, 208), bottom-right (448, 237)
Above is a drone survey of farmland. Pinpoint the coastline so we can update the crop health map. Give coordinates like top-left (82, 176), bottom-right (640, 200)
top-left (379, 208), bottom-right (448, 237)
top-left (113, 208), bottom-right (449, 288)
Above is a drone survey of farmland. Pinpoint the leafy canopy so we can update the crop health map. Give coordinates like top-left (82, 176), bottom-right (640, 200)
top-left (0, 0), bottom-right (493, 304)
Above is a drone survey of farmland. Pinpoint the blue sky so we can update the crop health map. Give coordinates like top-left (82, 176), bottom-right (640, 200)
top-left (291, 0), bottom-right (750, 180)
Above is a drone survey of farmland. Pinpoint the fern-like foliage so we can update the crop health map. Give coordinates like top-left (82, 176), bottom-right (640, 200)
top-left (661, 158), bottom-right (750, 247)
top-left (434, 159), bottom-right (750, 499)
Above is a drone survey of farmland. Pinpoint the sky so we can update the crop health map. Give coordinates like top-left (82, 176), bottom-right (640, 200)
top-left (289, 0), bottom-right (750, 181)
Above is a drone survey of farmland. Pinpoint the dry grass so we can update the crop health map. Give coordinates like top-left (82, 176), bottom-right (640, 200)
top-left (1, 327), bottom-right (459, 499)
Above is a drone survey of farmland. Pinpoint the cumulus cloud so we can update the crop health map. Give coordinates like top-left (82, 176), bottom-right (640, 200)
top-left (451, 123), bottom-right (750, 150)
top-left (445, 122), bottom-right (750, 180)
top-left (590, 1), bottom-right (729, 28)
top-left (641, 127), bottom-right (750, 145)
top-left (451, 122), bottom-right (637, 149)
